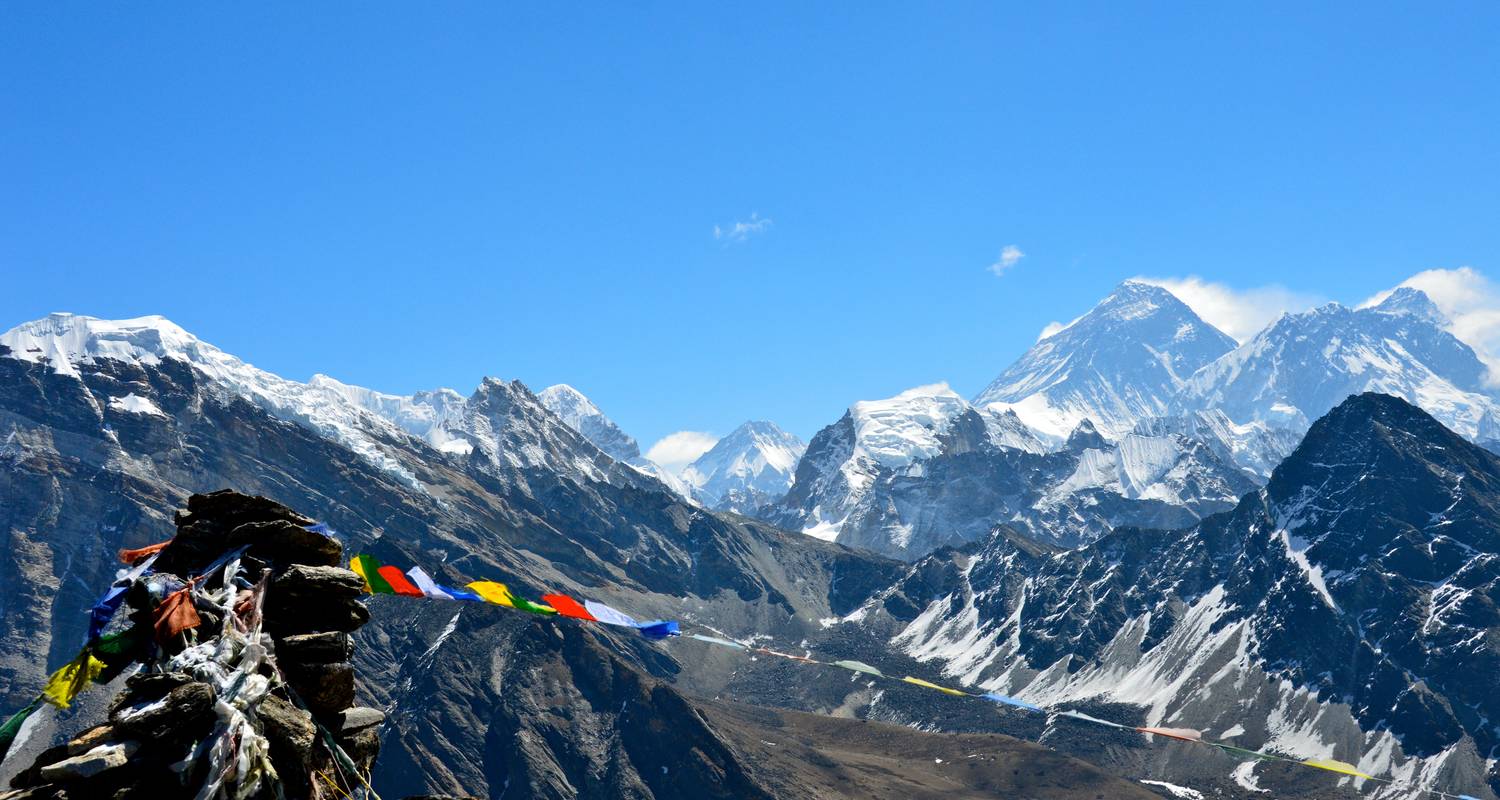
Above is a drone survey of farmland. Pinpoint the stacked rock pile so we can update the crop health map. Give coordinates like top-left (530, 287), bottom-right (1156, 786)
top-left (0, 490), bottom-right (385, 799)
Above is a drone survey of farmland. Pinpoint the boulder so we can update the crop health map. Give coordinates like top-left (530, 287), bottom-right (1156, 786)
top-left (38, 742), bottom-right (137, 782)
top-left (269, 564), bottom-right (365, 601)
top-left (283, 662), bottom-right (356, 716)
top-left (110, 682), bottom-right (215, 742)
top-left (264, 597), bottom-right (370, 635)
top-left (275, 631), bottom-right (354, 663)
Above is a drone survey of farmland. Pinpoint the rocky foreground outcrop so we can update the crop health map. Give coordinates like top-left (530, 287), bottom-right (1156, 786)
top-left (0, 490), bottom-right (385, 799)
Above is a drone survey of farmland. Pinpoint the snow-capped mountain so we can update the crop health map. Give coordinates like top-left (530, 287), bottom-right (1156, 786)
top-left (763, 383), bottom-right (1245, 557)
top-left (679, 421), bottom-right (805, 512)
top-left (0, 312), bottom-right (912, 799)
top-left (1179, 288), bottom-right (1500, 440)
top-left (537, 384), bottom-right (641, 462)
top-left (535, 383), bottom-right (700, 501)
top-left (858, 394), bottom-right (1498, 799)
top-left (974, 281), bottom-right (1239, 440)
top-left (0, 313), bottom-right (653, 493)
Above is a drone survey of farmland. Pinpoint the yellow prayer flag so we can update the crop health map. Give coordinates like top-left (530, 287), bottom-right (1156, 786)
top-left (1302, 758), bottom-right (1373, 779)
top-left (466, 581), bottom-right (517, 608)
top-left (902, 676), bottom-right (969, 697)
top-left (42, 651), bottom-right (105, 709)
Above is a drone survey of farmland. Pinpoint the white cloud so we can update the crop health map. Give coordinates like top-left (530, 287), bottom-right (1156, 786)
top-left (645, 431), bottom-right (719, 474)
top-left (988, 245), bottom-right (1025, 277)
top-left (1037, 316), bottom-right (1080, 341)
top-left (1360, 266), bottom-right (1500, 384)
top-left (1130, 275), bottom-right (1325, 343)
top-left (714, 213), bottom-right (772, 244)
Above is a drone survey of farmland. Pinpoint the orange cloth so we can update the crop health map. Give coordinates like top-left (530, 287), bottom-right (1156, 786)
top-left (153, 587), bottom-right (202, 645)
top-left (118, 539), bottom-right (172, 564)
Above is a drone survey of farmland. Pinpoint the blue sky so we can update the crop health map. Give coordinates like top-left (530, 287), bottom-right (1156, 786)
top-left (4, 4), bottom-right (1500, 457)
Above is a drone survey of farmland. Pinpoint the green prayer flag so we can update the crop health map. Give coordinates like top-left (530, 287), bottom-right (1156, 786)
top-left (514, 597), bottom-right (558, 616)
top-left (0, 697), bottom-right (43, 763)
top-left (353, 555), bottom-right (396, 595)
top-left (92, 626), bottom-right (149, 684)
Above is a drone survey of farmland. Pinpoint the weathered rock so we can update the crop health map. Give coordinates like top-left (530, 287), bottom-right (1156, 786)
top-left (110, 682), bottom-right (214, 742)
top-left (258, 694), bottom-right (316, 793)
top-left (269, 564), bottom-right (364, 601)
top-left (109, 672), bottom-right (193, 715)
top-left (264, 597), bottom-right (369, 635)
top-left (335, 706), bottom-right (384, 735)
top-left (274, 631), bottom-right (353, 663)
top-left (338, 727), bottom-right (381, 771)
top-left (229, 520), bottom-right (342, 568)
top-left (62, 726), bottom-right (113, 757)
top-left (37, 742), bottom-right (137, 782)
top-left (283, 662), bottom-right (355, 716)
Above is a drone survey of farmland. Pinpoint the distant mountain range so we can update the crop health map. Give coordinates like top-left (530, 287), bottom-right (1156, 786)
top-left (2, 294), bottom-right (1497, 799)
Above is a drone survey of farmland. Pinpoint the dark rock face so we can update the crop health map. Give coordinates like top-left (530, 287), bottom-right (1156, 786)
top-left (764, 405), bottom-right (1255, 557)
top-left (0, 491), bottom-right (378, 799)
top-left (874, 394), bottom-right (1500, 799)
top-left (371, 607), bottom-right (1164, 800)
top-left (0, 350), bottom-right (908, 796)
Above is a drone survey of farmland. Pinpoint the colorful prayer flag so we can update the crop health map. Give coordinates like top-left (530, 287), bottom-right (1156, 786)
top-left (1059, 710), bottom-right (1130, 729)
top-left (406, 567), bottom-right (482, 601)
top-left (117, 539), bottom-right (171, 564)
top-left (635, 621), bottom-right (679, 640)
top-left (688, 634), bottom-right (746, 649)
top-left (376, 566), bottom-right (424, 598)
top-left (981, 692), bottom-right (1043, 712)
top-left (1137, 726), bottom-right (1203, 743)
top-left (1302, 758), bottom-right (1373, 779)
top-left (541, 594), bottom-right (596, 621)
top-left (468, 582), bottom-right (557, 615)
top-left (152, 587), bottom-right (201, 646)
top-left (902, 676), bottom-right (969, 697)
top-left (351, 555), bottom-right (395, 595)
top-left (86, 584), bottom-right (129, 643)
top-left (42, 651), bottom-right (105, 709)
top-left (0, 697), bottom-right (42, 762)
top-left (833, 660), bottom-right (884, 677)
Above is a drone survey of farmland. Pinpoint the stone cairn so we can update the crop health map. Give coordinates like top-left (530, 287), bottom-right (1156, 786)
top-left (1, 490), bottom-right (386, 799)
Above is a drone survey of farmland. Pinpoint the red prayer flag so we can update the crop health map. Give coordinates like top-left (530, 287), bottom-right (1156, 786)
top-left (377, 566), bottom-right (425, 598)
top-left (540, 594), bottom-right (597, 621)
top-left (118, 539), bottom-right (172, 564)
top-left (1136, 726), bottom-right (1202, 743)
top-left (153, 587), bottom-right (202, 645)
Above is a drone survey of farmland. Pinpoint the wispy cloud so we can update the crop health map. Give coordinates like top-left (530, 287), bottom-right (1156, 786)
top-left (1361, 266), bottom-right (1500, 384)
top-left (1130, 275), bottom-right (1325, 343)
top-left (988, 245), bottom-right (1025, 277)
top-left (645, 431), bottom-right (719, 474)
top-left (714, 213), bottom-right (772, 244)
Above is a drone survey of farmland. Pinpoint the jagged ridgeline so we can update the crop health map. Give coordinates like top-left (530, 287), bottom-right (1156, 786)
top-left (0, 490), bottom-right (383, 799)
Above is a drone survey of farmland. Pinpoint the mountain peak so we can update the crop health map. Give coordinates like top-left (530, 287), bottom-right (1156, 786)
top-left (681, 419), bottom-right (806, 512)
top-left (536, 383), bottom-right (641, 462)
top-left (974, 283), bottom-right (1237, 438)
top-left (0, 312), bottom-right (213, 378)
top-left (1373, 286), bottom-right (1447, 324)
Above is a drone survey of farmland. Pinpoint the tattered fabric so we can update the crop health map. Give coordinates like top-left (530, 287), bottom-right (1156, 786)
top-left (154, 586), bottom-right (203, 646)
top-left (118, 539), bottom-right (172, 565)
top-left (42, 651), bottom-right (104, 709)
top-left (86, 584), bottom-right (130, 643)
